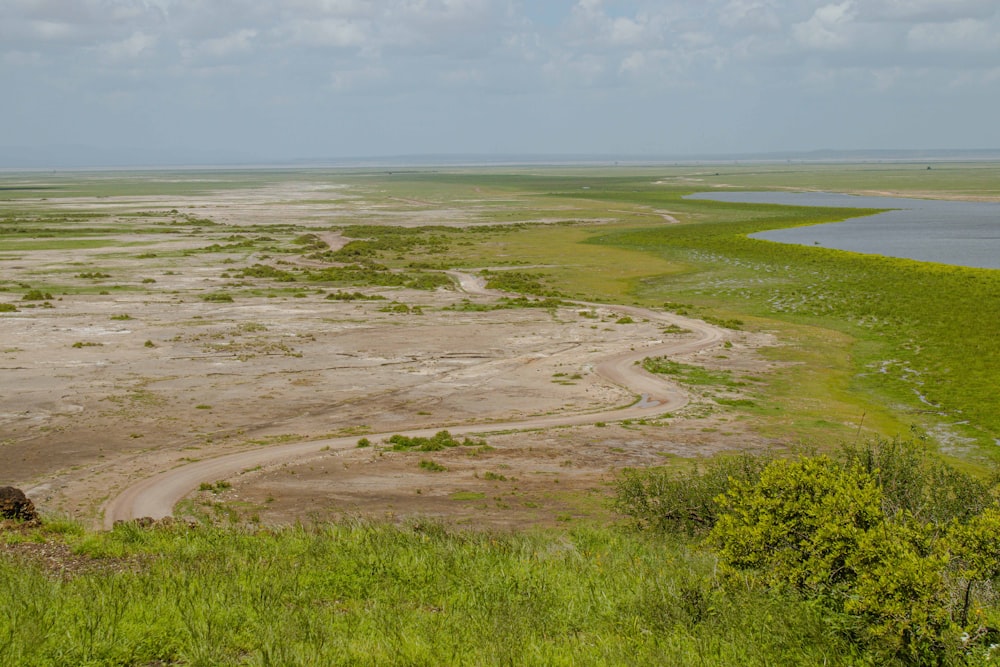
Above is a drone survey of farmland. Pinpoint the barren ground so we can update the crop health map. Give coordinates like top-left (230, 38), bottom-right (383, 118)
top-left (1, 178), bottom-right (779, 529)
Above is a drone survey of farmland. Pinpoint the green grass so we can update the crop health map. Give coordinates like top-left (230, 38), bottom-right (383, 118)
top-left (0, 520), bottom-right (862, 666)
top-left (642, 357), bottom-right (743, 387)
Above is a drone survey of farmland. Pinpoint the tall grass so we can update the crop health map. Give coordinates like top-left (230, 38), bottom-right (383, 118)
top-left (0, 521), bottom-right (858, 666)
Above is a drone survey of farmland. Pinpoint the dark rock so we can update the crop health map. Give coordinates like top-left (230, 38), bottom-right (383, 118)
top-left (0, 487), bottom-right (39, 522)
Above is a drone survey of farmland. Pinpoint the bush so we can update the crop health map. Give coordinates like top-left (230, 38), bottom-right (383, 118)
top-left (840, 437), bottom-right (990, 526)
top-left (704, 445), bottom-right (998, 664)
top-left (614, 453), bottom-right (770, 535)
top-left (387, 430), bottom-right (486, 452)
top-left (709, 456), bottom-right (886, 593)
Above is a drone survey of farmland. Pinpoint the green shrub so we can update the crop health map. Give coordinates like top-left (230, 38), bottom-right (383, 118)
top-left (701, 444), bottom-right (998, 664)
top-left (840, 437), bottom-right (990, 526)
top-left (614, 453), bottom-right (769, 535)
top-left (709, 456), bottom-right (885, 593)
top-left (240, 264), bottom-right (297, 282)
top-left (641, 357), bottom-right (739, 386)
top-left (387, 430), bottom-right (486, 452)
top-left (22, 290), bottom-right (52, 301)
top-left (0, 303), bottom-right (17, 312)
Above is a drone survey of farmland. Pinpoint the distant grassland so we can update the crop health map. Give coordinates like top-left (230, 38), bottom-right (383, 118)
top-left (588, 195), bottom-right (1000, 450)
top-left (384, 165), bottom-right (1000, 453)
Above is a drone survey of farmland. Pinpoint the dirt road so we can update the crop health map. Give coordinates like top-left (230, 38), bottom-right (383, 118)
top-left (101, 274), bottom-right (724, 527)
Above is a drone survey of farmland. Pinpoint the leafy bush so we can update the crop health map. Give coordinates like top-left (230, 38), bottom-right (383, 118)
top-left (840, 437), bottom-right (990, 526)
top-left (617, 439), bottom-right (1000, 663)
top-left (481, 270), bottom-right (560, 296)
top-left (641, 357), bottom-right (740, 387)
top-left (703, 445), bottom-right (998, 664)
top-left (709, 456), bottom-right (885, 592)
top-left (326, 290), bottom-right (385, 301)
top-left (240, 264), bottom-right (297, 282)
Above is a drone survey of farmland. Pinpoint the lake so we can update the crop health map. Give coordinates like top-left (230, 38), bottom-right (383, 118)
top-left (685, 191), bottom-right (1000, 270)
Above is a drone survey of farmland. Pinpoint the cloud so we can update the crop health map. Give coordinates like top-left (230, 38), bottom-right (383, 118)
top-left (719, 0), bottom-right (782, 33)
top-left (97, 30), bottom-right (157, 62)
top-left (329, 64), bottom-right (388, 92)
top-left (187, 29), bottom-right (258, 59)
top-left (907, 18), bottom-right (1000, 52)
top-left (792, 2), bottom-right (857, 50)
top-left (861, 0), bottom-right (998, 23)
top-left (280, 18), bottom-right (368, 49)
top-left (2, 0), bottom-right (999, 160)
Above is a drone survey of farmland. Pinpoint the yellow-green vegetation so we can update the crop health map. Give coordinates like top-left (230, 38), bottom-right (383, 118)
top-left (616, 438), bottom-right (1000, 665)
top-left (7, 439), bottom-right (1000, 667)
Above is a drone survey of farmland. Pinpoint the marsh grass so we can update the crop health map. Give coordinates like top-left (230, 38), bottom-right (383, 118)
top-left (584, 193), bottom-right (1000, 447)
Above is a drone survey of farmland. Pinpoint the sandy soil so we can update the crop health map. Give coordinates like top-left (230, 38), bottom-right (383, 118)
top-left (1, 180), bottom-right (781, 529)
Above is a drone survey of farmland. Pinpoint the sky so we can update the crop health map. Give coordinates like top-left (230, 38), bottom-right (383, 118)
top-left (2, 0), bottom-right (1000, 166)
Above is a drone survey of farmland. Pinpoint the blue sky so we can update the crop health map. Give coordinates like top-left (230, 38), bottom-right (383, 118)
top-left (2, 0), bottom-right (999, 165)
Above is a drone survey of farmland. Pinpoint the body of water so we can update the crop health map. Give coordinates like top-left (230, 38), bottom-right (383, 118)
top-left (685, 191), bottom-right (1000, 270)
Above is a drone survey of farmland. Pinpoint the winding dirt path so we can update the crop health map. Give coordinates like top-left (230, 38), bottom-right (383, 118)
top-left (101, 272), bottom-right (724, 527)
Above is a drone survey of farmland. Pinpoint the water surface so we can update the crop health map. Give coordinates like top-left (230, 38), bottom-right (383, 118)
top-left (685, 191), bottom-right (1000, 270)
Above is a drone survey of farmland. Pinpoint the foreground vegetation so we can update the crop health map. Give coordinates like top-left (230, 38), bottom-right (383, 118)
top-left (614, 438), bottom-right (1000, 665)
top-left (1, 518), bottom-right (854, 666)
top-left (5, 438), bottom-right (1000, 666)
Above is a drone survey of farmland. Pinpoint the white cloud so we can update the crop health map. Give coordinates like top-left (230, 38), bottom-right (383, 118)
top-left (439, 67), bottom-right (484, 86)
top-left (862, 0), bottom-right (998, 23)
top-left (1, 50), bottom-right (43, 67)
top-left (98, 30), bottom-right (156, 61)
top-left (202, 29), bottom-right (257, 57)
top-left (280, 18), bottom-right (368, 49)
top-left (792, 2), bottom-right (857, 50)
top-left (29, 19), bottom-right (77, 40)
top-left (907, 18), bottom-right (1000, 52)
top-left (2, 0), bottom-right (1000, 160)
top-left (719, 0), bottom-right (782, 33)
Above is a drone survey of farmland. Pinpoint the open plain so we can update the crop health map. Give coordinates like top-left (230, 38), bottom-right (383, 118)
top-left (6, 164), bottom-right (1000, 666)
top-left (2, 170), bottom-right (778, 529)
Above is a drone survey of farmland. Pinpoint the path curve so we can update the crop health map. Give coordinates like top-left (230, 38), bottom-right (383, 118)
top-left (102, 272), bottom-right (724, 527)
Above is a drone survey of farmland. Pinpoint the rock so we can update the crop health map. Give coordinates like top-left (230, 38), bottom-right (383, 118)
top-left (0, 487), bottom-right (39, 522)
